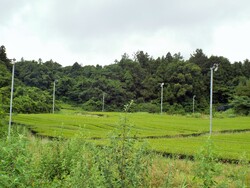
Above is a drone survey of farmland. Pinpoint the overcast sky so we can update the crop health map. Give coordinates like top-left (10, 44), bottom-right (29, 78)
top-left (1, 0), bottom-right (250, 66)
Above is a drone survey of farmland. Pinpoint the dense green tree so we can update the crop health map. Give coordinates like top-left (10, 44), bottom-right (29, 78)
top-left (231, 96), bottom-right (250, 115)
top-left (15, 60), bottom-right (62, 90)
top-left (0, 46), bottom-right (11, 70)
top-left (164, 61), bottom-right (203, 105)
top-left (1, 45), bottom-right (248, 114)
top-left (134, 51), bottom-right (152, 72)
top-left (242, 59), bottom-right (250, 78)
top-left (12, 86), bottom-right (56, 113)
top-left (189, 49), bottom-right (209, 75)
top-left (235, 79), bottom-right (250, 97)
top-left (230, 78), bottom-right (250, 115)
top-left (209, 56), bottom-right (234, 104)
top-left (0, 63), bottom-right (11, 88)
top-left (0, 46), bottom-right (8, 63)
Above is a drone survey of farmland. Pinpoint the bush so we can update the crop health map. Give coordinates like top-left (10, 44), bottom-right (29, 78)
top-left (0, 101), bottom-right (152, 187)
top-left (214, 109), bottom-right (236, 119)
top-left (0, 94), bottom-right (7, 136)
top-left (165, 103), bottom-right (186, 115)
top-left (0, 132), bottom-right (36, 187)
top-left (231, 96), bottom-right (250, 116)
top-left (11, 86), bottom-right (59, 114)
top-left (192, 112), bottom-right (202, 118)
top-left (194, 138), bottom-right (221, 188)
top-left (95, 108), bottom-right (151, 187)
top-left (136, 102), bottom-right (159, 113)
top-left (82, 99), bottom-right (102, 111)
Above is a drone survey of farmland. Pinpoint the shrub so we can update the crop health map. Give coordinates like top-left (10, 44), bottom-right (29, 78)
top-left (82, 98), bottom-right (102, 111)
top-left (136, 102), bottom-right (159, 113)
top-left (231, 96), bottom-right (250, 116)
top-left (34, 101), bottom-right (152, 187)
top-left (93, 101), bottom-right (151, 187)
top-left (192, 112), bottom-right (202, 118)
top-left (194, 138), bottom-right (221, 188)
top-left (0, 94), bottom-right (7, 137)
top-left (11, 86), bottom-right (58, 114)
top-left (0, 132), bottom-right (36, 187)
top-left (165, 103), bottom-right (186, 115)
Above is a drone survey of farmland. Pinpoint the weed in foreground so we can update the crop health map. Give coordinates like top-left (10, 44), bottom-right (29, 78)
top-left (194, 137), bottom-right (221, 188)
top-left (95, 100), bottom-right (152, 187)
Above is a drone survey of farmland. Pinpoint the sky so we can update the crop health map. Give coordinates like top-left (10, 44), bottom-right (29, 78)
top-left (1, 0), bottom-right (250, 67)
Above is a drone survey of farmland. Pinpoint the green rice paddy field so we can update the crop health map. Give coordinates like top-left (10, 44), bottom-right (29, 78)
top-left (13, 110), bottom-right (250, 161)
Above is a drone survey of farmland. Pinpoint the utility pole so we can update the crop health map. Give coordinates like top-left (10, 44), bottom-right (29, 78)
top-left (193, 95), bottom-right (196, 114)
top-left (102, 92), bottom-right (105, 112)
top-left (210, 64), bottom-right (218, 135)
top-left (52, 80), bottom-right (56, 114)
top-left (8, 58), bottom-right (16, 138)
top-left (160, 83), bottom-right (164, 115)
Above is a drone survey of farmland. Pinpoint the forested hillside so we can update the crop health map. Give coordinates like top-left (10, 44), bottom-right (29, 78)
top-left (1, 45), bottom-right (250, 114)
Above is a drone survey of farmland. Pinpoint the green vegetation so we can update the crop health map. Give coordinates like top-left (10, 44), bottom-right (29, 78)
top-left (13, 112), bottom-right (250, 161)
top-left (146, 132), bottom-right (250, 160)
top-left (2, 101), bottom-right (250, 187)
top-left (1, 45), bottom-right (250, 115)
top-left (1, 43), bottom-right (250, 186)
top-left (13, 112), bottom-right (250, 137)
top-left (194, 139), bottom-right (221, 187)
top-left (1, 119), bottom-right (249, 187)
top-left (0, 121), bottom-right (151, 187)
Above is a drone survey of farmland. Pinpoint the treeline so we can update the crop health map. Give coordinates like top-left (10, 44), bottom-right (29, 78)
top-left (0, 45), bottom-right (250, 114)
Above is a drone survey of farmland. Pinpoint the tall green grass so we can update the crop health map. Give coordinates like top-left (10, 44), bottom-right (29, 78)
top-left (1, 103), bottom-right (152, 187)
top-left (2, 102), bottom-right (250, 187)
top-left (1, 129), bottom-right (249, 187)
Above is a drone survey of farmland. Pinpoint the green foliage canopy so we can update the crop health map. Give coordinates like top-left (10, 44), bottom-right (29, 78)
top-left (1, 45), bottom-right (250, 114)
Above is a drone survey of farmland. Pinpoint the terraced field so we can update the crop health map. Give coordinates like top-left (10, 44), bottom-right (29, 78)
top-left (13, 111), bottom-right (250, 160)
top-left (146, 132), bottom-right (250, 160)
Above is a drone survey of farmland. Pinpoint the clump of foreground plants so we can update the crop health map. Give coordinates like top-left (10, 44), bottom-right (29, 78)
top-left (0, 102), bottom-right (250, 187)
top-left (0, 102), bottom-right (151, 187)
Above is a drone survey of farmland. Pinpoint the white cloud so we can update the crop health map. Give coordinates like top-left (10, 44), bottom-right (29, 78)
top-left (208, 21), bottom-right (250, 62)
top-left (1, 0), bottom-right (250, 66)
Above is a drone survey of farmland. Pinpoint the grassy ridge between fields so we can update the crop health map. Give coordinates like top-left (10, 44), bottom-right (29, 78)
top-left (13, 112), bottom-right (250, 160)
